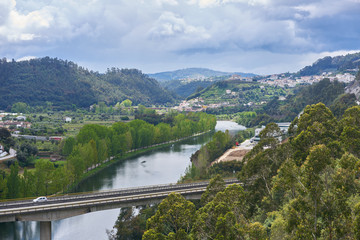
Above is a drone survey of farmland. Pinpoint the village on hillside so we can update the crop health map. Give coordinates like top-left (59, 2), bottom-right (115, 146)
top-left (173, 71), bottom-right (358, 112)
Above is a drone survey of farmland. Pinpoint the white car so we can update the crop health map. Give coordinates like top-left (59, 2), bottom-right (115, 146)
top-left (33, 196), bottom-right (48, 203)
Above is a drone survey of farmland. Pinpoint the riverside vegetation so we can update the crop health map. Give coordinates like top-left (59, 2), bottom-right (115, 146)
top-left (0, 111), bottom-right (216, 199)
top-left (108, 103), bottom-right (360, 240)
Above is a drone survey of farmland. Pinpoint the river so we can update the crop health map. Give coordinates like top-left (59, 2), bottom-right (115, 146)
top-left (0, 121), bottom-right (245, 240)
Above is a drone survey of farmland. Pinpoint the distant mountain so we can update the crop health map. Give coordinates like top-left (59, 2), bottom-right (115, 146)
top-left (161, 76), bottom-right (229, 98)
top-left (0, 57), bottom-right (175, 110)
top-left (298, 52), bottom-right (360, 76)
top-left (148, 68), bottom-right (256, 82)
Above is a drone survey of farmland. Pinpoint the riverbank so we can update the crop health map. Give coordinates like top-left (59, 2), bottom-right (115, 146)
top-left (211, 139), bottom-right (254, 165)
top-left (67, 130), bottom-right (214, 193)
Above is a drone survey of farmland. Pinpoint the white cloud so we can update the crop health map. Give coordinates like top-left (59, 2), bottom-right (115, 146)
top-left (294, 0), bottom-right (360, 19)
top-left (148, 11), bottom-right (210, 50)
top-left (16, 55), bottom-right (37, 61)
top-left (156, 0), bottom-right (178, 6)
top-left (0, 0), bottom-right (358, 75)
top-left (187, 0), bottom-right (269, 8)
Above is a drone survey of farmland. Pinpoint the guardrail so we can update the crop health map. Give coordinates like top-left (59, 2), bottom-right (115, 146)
top-left (0, 179), bottom-right (241, 222)
top-left (0, 187), bottom-right (206, 216)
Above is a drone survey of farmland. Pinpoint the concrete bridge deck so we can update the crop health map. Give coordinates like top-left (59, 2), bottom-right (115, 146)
top-left (0, 179), bottom-right (240, 240)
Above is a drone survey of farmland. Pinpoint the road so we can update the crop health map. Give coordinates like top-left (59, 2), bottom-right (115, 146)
top-left (0, 148), bottom-right (16, 162)
top-left (0, 178), bottom-right (241, 222)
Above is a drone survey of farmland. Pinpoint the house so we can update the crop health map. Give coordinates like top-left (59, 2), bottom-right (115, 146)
top-left (65, 117), bottom-right (72, 123)
top-left (49, 136), bottom-right (63, 141)
top-left (0, 121), bottom-right (31, 130)
top-left (252, 122), bottom-right (291, 143)
top-left (16, 116), bottom-right (26, 121)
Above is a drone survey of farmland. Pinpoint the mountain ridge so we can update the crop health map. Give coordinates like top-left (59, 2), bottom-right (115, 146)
top-left (0, 57), bottom-right (175, 110)
top-left (297, 52), bottom-right (360, 76)
top-left (148, 67), bottom-right (256, 82)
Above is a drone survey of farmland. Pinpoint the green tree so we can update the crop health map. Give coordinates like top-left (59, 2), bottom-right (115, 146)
top-left (200, 174), bottom-right (225, 205)
top-left (121, 99), bottom-right (132, 107)
top-left (62, 137), bottom-right (75, 156)
top-left (0, 128), bottom-right (14, 152)
top-left (7, 162), bottom-right (20, 199)
top-left (34, 159), bottom-right (55, 196)
top-left (16, 142), bottom-right (38, 166)
top-left (355, 202), bottom-right (360, 240)
top-left (109, 207), bottom-right (143, 240)
top-left (51, 166), bottom-right (70, 193)
top-left (146, 193), bottom-right (195, 238)
top-left (11, 102), bottom-right (29, 113)
top-left (0, 174), bottom-right (7, 199)
top-left (20, 168), bottom-right (35, 197)
top-left (192, 184), bottom-right (248, 240)
top-left (67, 146), bottom-right (84, 181)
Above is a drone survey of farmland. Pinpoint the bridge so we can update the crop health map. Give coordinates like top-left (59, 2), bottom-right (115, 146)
top-left (0, 179), bottom-right (240, 240)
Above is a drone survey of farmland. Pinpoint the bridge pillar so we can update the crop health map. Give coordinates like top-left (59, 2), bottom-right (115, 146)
top-left (40, 221), bottom-right (51, 240)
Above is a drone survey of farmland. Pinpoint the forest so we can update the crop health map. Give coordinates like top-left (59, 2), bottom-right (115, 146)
top-left (0, 111), bottom-right (216, 199)
top-left (187, 80), bottom-right (288, 106)
top-left (234, 78), bottom-right (357, 127)
top-left (109, 103), bottom-right (360, 239)
top-left (297, 52), bottom-right (360, 76)
top-left (0, 57), bottom-right (175, 110)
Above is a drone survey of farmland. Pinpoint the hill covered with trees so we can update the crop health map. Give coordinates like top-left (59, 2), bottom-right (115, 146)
top-left (0, 57), bottom-right (175, 110)
top-left (148, 68), bottom-right (255, 82)
top-left (188, 79), bottom-right (288, 106)
top-left (240, 76), bottom-right (358, 128)
top-left (161, 77), bottom-right (226, 98)
top-left (109, 103), bottom-right (360, 239)
top-left (297, 52), bottom-right (360, 76)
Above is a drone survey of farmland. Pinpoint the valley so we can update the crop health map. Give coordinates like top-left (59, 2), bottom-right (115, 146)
top-left (0, 52), bottom-right (359, 240)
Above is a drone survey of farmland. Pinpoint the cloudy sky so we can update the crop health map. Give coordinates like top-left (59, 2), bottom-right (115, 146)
top-left (0, 0), bottom-right (359, 75)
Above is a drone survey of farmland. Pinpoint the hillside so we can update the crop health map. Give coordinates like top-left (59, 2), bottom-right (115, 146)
top-left (298, 52), bottom-right (360, 76)
top-left (187, 79), bottom-right (288, 106)
top-left (345, 69), bottom-right (360, 99)
top-left (0, 57), bottom-right (175, 110)
top-left (161, 75), bottom-right (229, 98)
top-left (148, 68), bottom-right (256, 82)
top-left (241, 77), bottom-right (358, 127)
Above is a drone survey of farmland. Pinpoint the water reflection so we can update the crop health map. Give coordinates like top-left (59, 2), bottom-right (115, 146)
top-left (0, 222), bottom-right (39, 240)
top-left (0, 122), bottom-right (243, 240)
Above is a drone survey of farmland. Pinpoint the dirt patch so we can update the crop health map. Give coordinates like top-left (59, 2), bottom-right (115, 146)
top-left (214, 148), bottom-right (250, 165)
top-left (228, 149), bottom-right (249, 158)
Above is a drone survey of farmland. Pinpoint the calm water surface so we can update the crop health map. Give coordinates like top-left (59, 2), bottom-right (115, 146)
top-left (0, 121), bottom-right (244, 240)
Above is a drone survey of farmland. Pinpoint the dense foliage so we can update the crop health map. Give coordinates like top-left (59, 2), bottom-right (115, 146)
top-left (236, 103), bottom-right (360, 239)
top-left (179, 130), bottom-right (233, 181)
top-left (0, 112), bottom-right (216, 200)
top-left (65, 111), bottom-right (216, 183)
top-left (0, 57), bottom-right (175, 110)
top-left (161, 79), bottom-right (216, 98)
top-left (111, 176), bottom-right (267, 240)
top-left (188, 80), bottom-right (287, 106)
top-left (246, 78), bottom-right (356, 127)
top-left (297, 52), bottom-right (360, 76)
top-left (112, 103), bottom-right (360, 239)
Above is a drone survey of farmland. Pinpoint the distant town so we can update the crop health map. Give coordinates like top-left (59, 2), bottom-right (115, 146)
top-left (173, 71), bottom-right (358, 112)
top-left (258, 71), bottom-right (356, 88)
